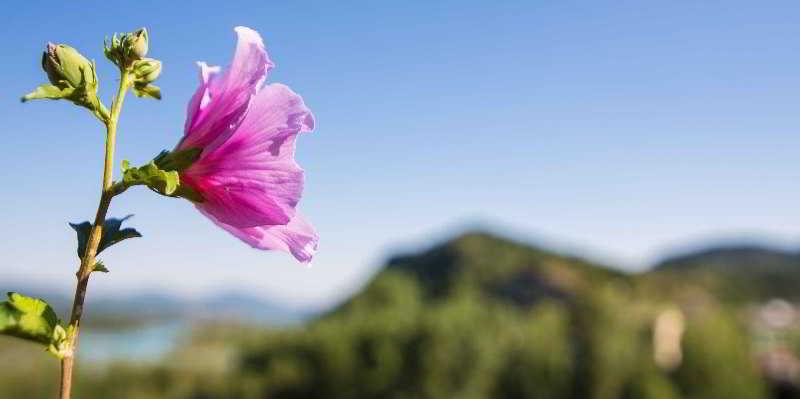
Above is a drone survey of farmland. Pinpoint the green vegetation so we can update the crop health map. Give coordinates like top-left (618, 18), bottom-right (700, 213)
top-left (2, 232), bottom-right (798, 398)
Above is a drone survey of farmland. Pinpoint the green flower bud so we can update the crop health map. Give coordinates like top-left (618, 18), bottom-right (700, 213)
top-left (24, 42), bottom-right (107, 120)
top-left (132, 58), bottom-right (161, 84)
top-left (105, 28), bottom-right (152, 68)
top-left (125, 28), bottom-right (148, 60)
top-left (41, 43), bottom-right (95, 89)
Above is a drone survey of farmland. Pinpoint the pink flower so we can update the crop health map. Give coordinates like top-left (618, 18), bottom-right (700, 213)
top-left (175, 26), bottom-right (317, 263)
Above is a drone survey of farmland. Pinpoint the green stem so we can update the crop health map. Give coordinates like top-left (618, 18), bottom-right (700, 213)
top-left (59, 69), bottom-right (131, 399)
top-left (90, 95), bottom-right (111, 123)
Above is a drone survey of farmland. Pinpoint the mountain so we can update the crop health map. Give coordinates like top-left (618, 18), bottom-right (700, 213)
top-left (381, 231), bottom-right (625, 306)
top-left (656, 244), bottom-right (800, 273)
top-left (654, 244), bottom-right (800, 300)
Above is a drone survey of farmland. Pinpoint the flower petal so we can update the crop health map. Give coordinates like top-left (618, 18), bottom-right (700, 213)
top-left (182, 62), bottom-right (221, 135)
top-left (183, 83), bottom-right (315, 228)
top-left (207, 83), bottom-right (314, 153)
top-left (188, 167), bottom-right (302, 227)
top-left (200, 208), bottom-right (319, 263)
top-left (179, 26), bottom-right (273, 151)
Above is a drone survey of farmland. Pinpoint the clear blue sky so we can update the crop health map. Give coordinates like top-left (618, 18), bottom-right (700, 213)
top-left (1, 1), bottom-right (799, 309)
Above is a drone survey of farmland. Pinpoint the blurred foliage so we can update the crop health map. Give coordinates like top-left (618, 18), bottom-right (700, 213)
top-left (675, 309), bottom-right (767, 399)
top-left (0, 232), bottom-right (795, 398)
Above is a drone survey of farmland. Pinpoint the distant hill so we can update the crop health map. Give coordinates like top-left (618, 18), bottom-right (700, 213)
top-left (653, 244), bottom-right (800, 300)
top-left (335, 231), bottom-right (628, 313)
top-left (343, 231), bottom-right (800, 311)
top-left (656, 244), bottom-right (800, 273)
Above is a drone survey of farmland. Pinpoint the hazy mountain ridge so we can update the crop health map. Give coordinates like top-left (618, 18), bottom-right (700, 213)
top-left (653, 243), bottom-right (800, 301)
top-left (379, 231), bottom-right (800, 305)
top-left (656, 244), bottom-right (800, 272)
top-left (0, 283), bottom-right (311, 327)
top-left (381, 231), bottom-right (627, 306)
top-left (6, 233), bottom-right (798, 327)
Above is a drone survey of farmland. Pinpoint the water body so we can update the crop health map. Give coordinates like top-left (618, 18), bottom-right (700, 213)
top-left (77, 320), bottom-right (187, 364)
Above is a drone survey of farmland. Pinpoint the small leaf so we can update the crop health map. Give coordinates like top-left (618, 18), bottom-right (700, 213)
top-left (93, 260), bottom-right (109, 273)
top-left (122, 161), bottom-right (179, 196)
top-left (21, 84), bottom-right (74, 102)
top-left (69, 221), bottom-right (91, 258)
top-left (132, 83), bottom-right (161, 100)
top-left (69, 215), bottom-right (142, 258)
top-left (98, 215), bottom-right (142, 253)
top-left (0, 293), bottom-right (61, 346)
top-left (47, 324), bottom-right (71, 358)
top-left (121, 155), bottom-right (204, 202)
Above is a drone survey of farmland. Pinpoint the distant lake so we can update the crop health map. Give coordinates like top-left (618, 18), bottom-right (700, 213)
top-left (78, 320), bottom-right (187, 363)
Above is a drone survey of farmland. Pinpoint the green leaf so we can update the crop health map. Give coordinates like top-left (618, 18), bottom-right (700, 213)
top-left (69, 221), bottom-right (91, 258)
top-left (122, 160), bottom-right (179, 196)
top-left (48, 324), bottom-right (71, 358)
top-left (121, 158), bottom-right (204, 202)
top-left (20, 84), bottom-right (74, 102)
top-left (0, 293), bottom-right (60, 346)
top-left (132, 83), bottom-right (161, 100)
top-left (99, 216), bottom-right (143, 253)
top-left (93, 260), bottom-right (109, 273)
top-left (69, 215), bottom-right (142, 258)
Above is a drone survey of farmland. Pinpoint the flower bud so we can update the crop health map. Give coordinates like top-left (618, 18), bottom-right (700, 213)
top-left (105, 28), bottom-right (152, 68)
top-left (132, 58), bottom-right (162, 84)
top-left (41, 43), bottom-right (95, 89)
top-left (125, 28), bottom-right (148, 60)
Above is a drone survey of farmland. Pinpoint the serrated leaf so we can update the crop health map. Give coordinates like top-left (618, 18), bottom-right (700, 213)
top-left (69, 215), bottom-right (142, 258)
top-left (132, 83), bottom-right (161, 100)
top-left (0, 292), bottom-right (60, 346)
top-left (69, 221), bottom-right (91, 258)
top-left (7, 293), bottom-right (60, 327)
top-left (122, 161), bottom-right (179, 196)
top-left (121, 154), bottom-right (204, 202)
top-left (93, 260), bottom-right (109, 273)
top-left (99, 215), bottom-right (142, 252)
top-left (21, 84), bottom-right (74, 102)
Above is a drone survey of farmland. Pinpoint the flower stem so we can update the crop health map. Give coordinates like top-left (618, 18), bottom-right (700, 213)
top-left (59, 69), bottom-right (131, 399)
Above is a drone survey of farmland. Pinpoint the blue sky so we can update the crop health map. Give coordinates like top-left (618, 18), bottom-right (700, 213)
top-left (1, 1), bottom-right (799, 309)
